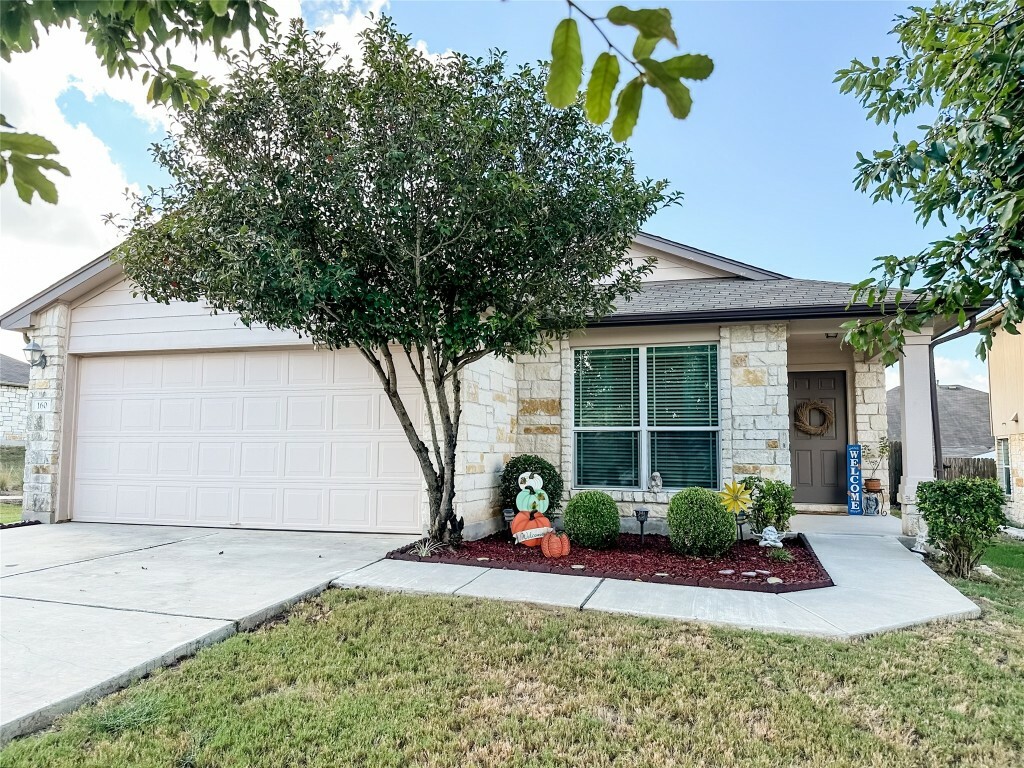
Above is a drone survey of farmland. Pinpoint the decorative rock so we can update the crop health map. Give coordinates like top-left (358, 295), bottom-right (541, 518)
top-left (476, 557), bottom-right (490, 562)
top-left (654, 572), bottom-right (669, 577)
top-left (973, 564), bottom-right (1003, 582)
top-left (766, 577), bottom-right (783, 584)
top-left (741, 571), bottom-right (757, 577)
top-left (718, 569), bottom-right (735, 575)
top-left (755, 569), bottom-right (771, 575)
top-left (570, 564), bottom-right (586, 570)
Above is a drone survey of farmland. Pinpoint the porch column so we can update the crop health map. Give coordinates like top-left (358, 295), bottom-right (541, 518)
top-left (898, 330), bottom-right (935, 536)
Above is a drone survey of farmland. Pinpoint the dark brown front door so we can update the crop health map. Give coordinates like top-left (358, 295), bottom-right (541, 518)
top-left (789, 371), bottom-right (848, 504)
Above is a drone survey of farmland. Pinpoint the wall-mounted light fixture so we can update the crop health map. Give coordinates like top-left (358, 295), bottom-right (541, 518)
top-left (22, 339), bottom-right (47, 369)
top-left (825, 333), bottom-right (839, 339)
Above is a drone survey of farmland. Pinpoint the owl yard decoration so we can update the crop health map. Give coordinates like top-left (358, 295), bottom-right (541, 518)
top-left (510, 471), bottom-right (553, 547)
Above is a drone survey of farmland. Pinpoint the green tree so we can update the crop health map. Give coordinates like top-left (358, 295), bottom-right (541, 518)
top-left (115, 19), bottom-right (675, 541)
top-left (836, 0), bottom-right (1024, 362)
top-left (0, 0), bottom-right (276, 204)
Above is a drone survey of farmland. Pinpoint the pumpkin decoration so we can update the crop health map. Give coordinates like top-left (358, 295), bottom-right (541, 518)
top-left (511, 471), bottom-right (553, 546)
top-left (540, 530), bottom-right (571, 559)
top-left (511, 510), bottom-right (553, 546)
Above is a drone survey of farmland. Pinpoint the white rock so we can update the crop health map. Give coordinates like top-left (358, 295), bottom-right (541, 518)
top-left (654, 572), bottom-right (669, 577)
top-left (766, 577), bottom-right (783, 584)
top-left (718, 569), bottom-right (735, 575)
top-left (741, 571), bottom-right (757, 577)
top-left (755, 569), bottom-right (771, 575)
top-left (973, 564), bottom-right (1003, 582)
top-left (570, 564), bottom-right (586, 570)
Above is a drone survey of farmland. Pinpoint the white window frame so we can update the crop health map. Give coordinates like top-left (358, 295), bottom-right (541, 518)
top-left (572, 343), bottom-right (721, 492)
top-left (997, 438), bottom-right (1012, 497)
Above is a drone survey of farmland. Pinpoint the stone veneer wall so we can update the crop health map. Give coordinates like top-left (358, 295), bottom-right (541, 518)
top-left (1005, 433), bottom-right (1024, 525)
top-left (726, 323), bottom-right (791, 482)
top-left (853, 355), bottom-right (889, 498)
top-left (0, 383), bottom-right (28, 445)
top-left (514, 344), bottom-right (563, 466)
top-left (455, 355), bottom-right (518, 539)
top-left (22, 303), bottom-right (70, 523)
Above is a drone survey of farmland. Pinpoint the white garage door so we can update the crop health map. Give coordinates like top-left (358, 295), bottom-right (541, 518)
top-left (71, 349), bottom-right (423, 532)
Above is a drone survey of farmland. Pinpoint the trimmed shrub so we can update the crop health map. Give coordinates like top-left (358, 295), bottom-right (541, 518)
top-left (667, 487), bottom-right (735, 557)
top-left (500, 454), bottom-right (564, 513)
top-left (917, 478), bottom-right (1006, 578)
top-left (563, 491), bottom-right (620, 549)
top-left (741, 476), bottom-right (796, 533)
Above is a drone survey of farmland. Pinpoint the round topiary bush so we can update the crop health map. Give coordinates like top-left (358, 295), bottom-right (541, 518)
top-left (563, 491), bottom-right (620, 549)
top-left (667, 487), bottom-right (735, 557)
top-left (500, 454), bottom-right (564, 513)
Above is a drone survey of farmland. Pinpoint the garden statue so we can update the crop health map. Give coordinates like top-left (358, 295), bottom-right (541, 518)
top-left (757, 526), bottom-right (784, 548)
top-left (649, 472), bottom-right (663, 492)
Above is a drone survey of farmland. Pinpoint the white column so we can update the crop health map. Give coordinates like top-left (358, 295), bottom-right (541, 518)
top-left (898, 331), bottom-right (935, 536)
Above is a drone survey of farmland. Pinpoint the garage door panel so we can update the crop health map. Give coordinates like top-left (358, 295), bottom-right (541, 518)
top-left (286, 396), bottom-right (327, 430)
top-left (73, 350), bottom-right (423, 533)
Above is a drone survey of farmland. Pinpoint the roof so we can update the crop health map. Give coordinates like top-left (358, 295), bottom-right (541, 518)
top-left (888, 385), bottom-right (994, 458)
top-left (598, 277), bottom-right (920, 326)
top-left (0, 353), bottom-right (29, 387)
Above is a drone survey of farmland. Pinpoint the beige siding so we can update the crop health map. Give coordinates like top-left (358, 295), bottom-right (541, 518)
top-left (989, 325), bottom-right (1024, 438)
top-left (69, 279), bottom-right (305, 354)
top-left (628, 244), bottom-right (734, 282)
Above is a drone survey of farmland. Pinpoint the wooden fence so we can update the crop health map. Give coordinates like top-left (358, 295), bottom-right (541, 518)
top-left (887, 441), bottom-right (996, 507)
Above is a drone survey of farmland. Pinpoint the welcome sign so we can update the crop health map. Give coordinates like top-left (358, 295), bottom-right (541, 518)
top-left (847, 444), bottom-right (863, 515)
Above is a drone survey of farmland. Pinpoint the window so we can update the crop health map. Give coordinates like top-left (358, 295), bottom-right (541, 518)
top-left (574, 345), bottom-right (719, 490)
top-left (997, 438), bottom-right (1012, 496)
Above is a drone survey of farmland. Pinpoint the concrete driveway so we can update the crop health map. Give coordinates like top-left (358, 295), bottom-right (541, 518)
top-left (0, 523), bottom-right (412, 743)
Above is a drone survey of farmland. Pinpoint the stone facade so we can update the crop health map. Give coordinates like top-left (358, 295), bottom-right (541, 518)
top-left (514, 343), bottom-right (564, 466)
top-left (22, 303), bottom-right (70, 523)
top-left (726, 323), bottom-right (791, 482)
top-left (455, 355), bottom-right (518, 538)
top-left (0, 383), bottom-right (28, 446)
top-left (853, 355), bottom-right (889, 498)
top-left (1004, 433), bottom-right (1024, 525)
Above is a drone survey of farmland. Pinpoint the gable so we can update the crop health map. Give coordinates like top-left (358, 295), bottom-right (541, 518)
top-left (628, 242), bottom-right (737, 282)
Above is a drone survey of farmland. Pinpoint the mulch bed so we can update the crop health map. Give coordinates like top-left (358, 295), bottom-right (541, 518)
top-left (388, 532), bottom-right (834, 593)
top-left (0, 520), bottom-right (41, 531)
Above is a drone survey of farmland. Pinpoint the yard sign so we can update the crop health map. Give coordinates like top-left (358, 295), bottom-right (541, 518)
top-left (847, 444), bottom-right (863, 515)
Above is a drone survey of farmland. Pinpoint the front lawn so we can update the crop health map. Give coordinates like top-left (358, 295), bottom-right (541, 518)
top-left (0, 504), bottom-right (22, 525)
top-left (3, 540), bottom-right (1023, 767)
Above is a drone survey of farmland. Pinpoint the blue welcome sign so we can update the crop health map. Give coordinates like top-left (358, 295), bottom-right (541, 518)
top-left (847, 444), bottom-right (863, 515)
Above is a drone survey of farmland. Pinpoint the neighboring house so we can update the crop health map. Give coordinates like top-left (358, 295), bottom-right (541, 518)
top-left (985, 306), bottom-right (1024, 525)
top-left (0, 353), bottom-right (30, 447)
top-left (887, 384), bottom-right (995, 458)
top-left (0, 234), bottom-right (966, 536)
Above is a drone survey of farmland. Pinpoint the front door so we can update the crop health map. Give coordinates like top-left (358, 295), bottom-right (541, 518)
top-left (789, 371), bottom-right (848, 504)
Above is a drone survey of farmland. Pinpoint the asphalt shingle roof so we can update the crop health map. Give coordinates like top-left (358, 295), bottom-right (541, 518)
top-left (0, 353), bottom-right (29, 387)
top-left (888, 385), bottom-right (994, 458)
top-left (604, 277), bottom-right (909, 323)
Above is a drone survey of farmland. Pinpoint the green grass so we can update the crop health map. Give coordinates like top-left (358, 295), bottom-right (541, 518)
top-left (3, 539), bottom-right (1023, 767)
top-left (0, 445), bottom-right (25, 495)
top-left (0, 504), bottom-right (22, 524)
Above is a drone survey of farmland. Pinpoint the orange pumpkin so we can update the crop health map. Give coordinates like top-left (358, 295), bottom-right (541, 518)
top-left (540, 531), bottom-right (571, 559)
top-left (510, 510), bottom-right (552, 547)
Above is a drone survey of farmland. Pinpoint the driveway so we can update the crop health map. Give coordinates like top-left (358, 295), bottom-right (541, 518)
top-left (0, 523), bottom-right (412, 743)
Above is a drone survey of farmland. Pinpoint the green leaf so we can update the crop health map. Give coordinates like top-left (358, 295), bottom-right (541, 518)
top-left (8, 154), bottom-right (62, 204)
top-left (585, 52), bottom-right (620, 124)
top-left (632, 35), bottom-right (658, 60)
top-left (546, 18), bottom-right (583, 108)
top-left (639, 59), bottom-right (692, 119)
top-left (134, 6), bottom-right (150, 35)
top-left (0, 131), bottom-right (59, 156)
top-left (606, 7), bottom-right (677, 46)
top-left (611, 76), bottom-right (644, 142)
top-left (661, 54), bottom-right (714, 81)
top-left (209, 0), bottom-right (230, 16)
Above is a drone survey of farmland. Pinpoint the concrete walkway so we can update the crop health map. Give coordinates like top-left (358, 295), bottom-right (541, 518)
top-left (335, 531), bottom-right (979, 640)
top-left (0, 523), bottom-right (412, 744)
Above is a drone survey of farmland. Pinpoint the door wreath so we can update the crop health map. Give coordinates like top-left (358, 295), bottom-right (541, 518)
top-left (794, 400), bottom-right (835, 437)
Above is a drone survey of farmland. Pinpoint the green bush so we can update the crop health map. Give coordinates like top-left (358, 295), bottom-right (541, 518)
top-left (500, 454), bottom-right (564, 513)
top-left (767, 547), bottom-right (794, 563)
top-left (740, 476), bottom-right (796, 533)
top-left (563, 491), bottom-right (620, 549)
top-left (917, 478), bottom-right (1006, 578)
top-left (667, 487), bottom-right (735, 557)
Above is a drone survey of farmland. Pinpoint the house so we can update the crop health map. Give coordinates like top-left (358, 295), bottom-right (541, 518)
top-left (887, 384), bottom-right (995, 459)
top-left (0, 353), bottom-right (30, 447)
top-left (0, 234), bottom-right (965, 537)
top-left (985, 306), bottom-right (1023, 525)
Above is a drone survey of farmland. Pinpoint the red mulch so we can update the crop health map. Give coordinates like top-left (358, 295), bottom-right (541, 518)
top-left (391, 533), bottom-right (832, 591)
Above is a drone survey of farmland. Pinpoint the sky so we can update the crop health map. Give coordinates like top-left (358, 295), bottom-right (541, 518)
top-left (0, 0), bottom-right (989, 391)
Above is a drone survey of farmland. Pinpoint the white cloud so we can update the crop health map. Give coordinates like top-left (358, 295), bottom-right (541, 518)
top-left (885, 354), bottom-right (989, 392)
top-left (0, 0), bottom-right (387, 359)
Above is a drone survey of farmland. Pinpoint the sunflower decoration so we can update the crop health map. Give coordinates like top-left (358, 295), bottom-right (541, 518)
top-left (719, 481), bottom-right (753, 515)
